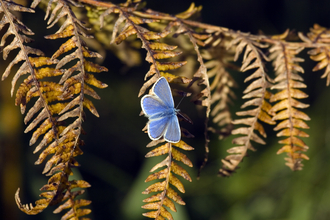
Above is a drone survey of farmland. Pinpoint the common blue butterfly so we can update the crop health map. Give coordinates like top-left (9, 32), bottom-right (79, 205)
top-left (141, 77), bottom-right (181, 143)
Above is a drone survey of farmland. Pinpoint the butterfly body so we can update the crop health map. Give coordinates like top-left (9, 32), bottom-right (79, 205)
top-left (141, 77), bottom-right (181, 143)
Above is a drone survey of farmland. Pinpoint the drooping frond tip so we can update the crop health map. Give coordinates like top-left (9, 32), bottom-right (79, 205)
top-left (10, 0), bottom-right (107, 218)
top-left (142, 141), bottom-right (194, 220)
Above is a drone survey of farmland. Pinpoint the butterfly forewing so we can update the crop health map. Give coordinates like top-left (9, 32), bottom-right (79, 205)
top-left (152, 77), bottom-right (174, 108)
top-left (141, 95), bottom-right (168, 117)
top-left (164, 115), bottom-right (181, 143)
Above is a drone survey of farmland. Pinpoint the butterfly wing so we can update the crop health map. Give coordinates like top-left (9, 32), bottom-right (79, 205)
top-left (141, 95), bottom-right (167, 118)
top-left (148, 116), bottom-right (170, 140)
top-left (164, 114), bottom-right (181, 143)
top-left (152, 77), bottom-right (174, 108)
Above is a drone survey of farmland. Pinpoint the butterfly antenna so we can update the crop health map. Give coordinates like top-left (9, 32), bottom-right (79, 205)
top-left (175, 91), bottom-right (187, 108)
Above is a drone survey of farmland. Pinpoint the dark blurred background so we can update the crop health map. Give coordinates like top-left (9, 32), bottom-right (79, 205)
top-left (1, 0), bottom-right (330, 220)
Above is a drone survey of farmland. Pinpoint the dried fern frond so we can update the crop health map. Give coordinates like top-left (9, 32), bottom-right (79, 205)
top-left (219, 32), bottom-right (275, 176)
top-left (14, 0), bottom-right (107, 218)
top-left (299, 24), bottom-right (330, 86)
top-left (192, 32), bottom-right (236, 176)
top-left (142, 140), bottom-right (194, 220)
top-left (203, 34), bottom-right (237, 139)
top-left (0, 0), bottom-right (66, 215)
top-left (0, 1), bottom-right (93, 215)
top-left (269, 32), bottom-right (310, 171)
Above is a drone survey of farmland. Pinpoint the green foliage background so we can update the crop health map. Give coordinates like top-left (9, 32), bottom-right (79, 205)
top-left (1, 0), bottom-right (330, 219)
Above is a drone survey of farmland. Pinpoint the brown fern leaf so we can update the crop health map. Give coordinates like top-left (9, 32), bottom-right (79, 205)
top-left (203, 34), bottom-right (237, 139)
top-left (175, 2), bottom-right (202, 20)
top-left (0, 0), bottom-right (69, 215)
top-left (299, 24), bottom-right (330, 86)
top-left (14, 0), bottom-right (107, 218)
top-left (0, 0), bottom-right (68, 214)
top-left (142, 140), bottom-right (194, 220)
top-left (219, 32), bottom-right (275, 176)
top-left (269, 33), bottom-right (310, 171)
top-left (99, 2), bottom-right (191, 97)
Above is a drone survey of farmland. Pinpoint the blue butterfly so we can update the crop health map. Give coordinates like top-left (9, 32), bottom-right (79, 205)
top-left (141, 77), bottom-right (181, 143)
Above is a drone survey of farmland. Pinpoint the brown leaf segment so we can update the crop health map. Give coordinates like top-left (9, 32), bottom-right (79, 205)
top-left (300, 24), bottom-right (330, 86)
top-left (269, 32), bottom-right (310, 171)
top-left (142, 140), bottom-right (194, 220)
top-left (219, 32), bottom-right (275, 176)
top-left (13, 0), bottom-right (107, 218)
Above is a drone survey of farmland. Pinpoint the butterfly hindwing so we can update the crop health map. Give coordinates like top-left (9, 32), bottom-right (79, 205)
top-left (164, 115), bottom-right (181, 143)
top-left (148, 116), bottom-right (170, 140)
